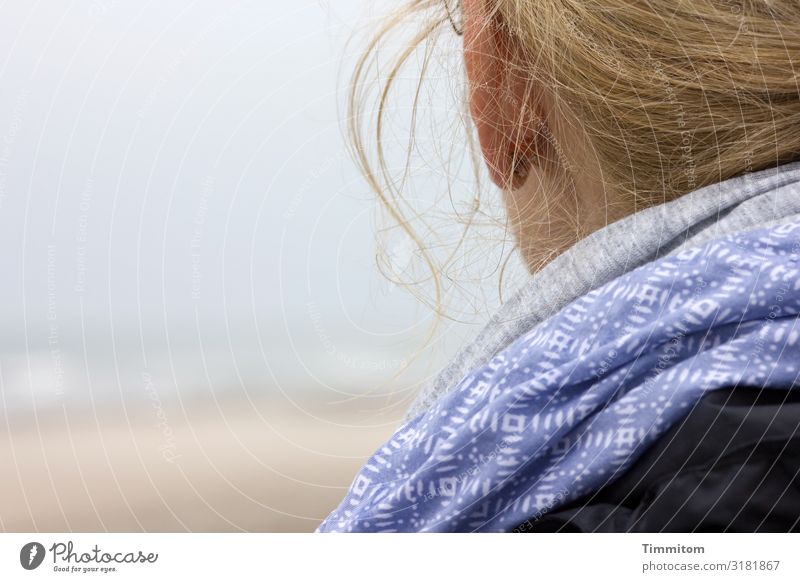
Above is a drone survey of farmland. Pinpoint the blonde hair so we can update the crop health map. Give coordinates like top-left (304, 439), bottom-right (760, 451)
top-left (350, 0), bottom-right (800, 311)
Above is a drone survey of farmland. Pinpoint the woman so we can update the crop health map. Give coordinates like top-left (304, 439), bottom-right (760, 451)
top-left (319, 0), bottom-right (800, 532)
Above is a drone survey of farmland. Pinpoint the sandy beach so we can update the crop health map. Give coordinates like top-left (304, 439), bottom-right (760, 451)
top-left (0, 393), bottom-right (404, 532)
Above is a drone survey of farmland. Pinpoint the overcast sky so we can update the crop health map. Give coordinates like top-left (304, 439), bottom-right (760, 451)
top-left (0, 0), bottom-right (518, 411)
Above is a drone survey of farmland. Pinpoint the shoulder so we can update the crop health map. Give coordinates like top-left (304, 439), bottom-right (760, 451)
top-left (515, 386), bottom-right (800, 532)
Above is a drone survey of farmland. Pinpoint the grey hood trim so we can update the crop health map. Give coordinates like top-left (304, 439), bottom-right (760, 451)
top-left (405, 161), bottom-right (800, 420)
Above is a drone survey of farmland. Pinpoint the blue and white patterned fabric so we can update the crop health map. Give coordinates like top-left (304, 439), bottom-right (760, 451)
top-left (318, 222), bottom-right (800, 532)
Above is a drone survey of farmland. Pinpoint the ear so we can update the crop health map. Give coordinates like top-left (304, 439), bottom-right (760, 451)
top-left (463, 0), bottom-right (541, 188)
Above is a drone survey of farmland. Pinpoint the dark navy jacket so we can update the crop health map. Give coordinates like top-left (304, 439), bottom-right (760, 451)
top-left (516, 387), bottom-right (800, 532)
